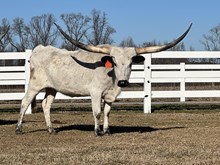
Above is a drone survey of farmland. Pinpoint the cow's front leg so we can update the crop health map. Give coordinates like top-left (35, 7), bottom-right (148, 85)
top-left (103, 101), bottom-right (112, 135)
top-left (91, 95), bottom-right (102, 136)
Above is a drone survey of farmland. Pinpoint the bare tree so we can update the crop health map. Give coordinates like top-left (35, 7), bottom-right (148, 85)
top-left (26, 14), bottom-right (58, 49)
top-left (60, 13), bottom-right (91, 50)
top-left (11, 17), bottom-right (30, 52)
top-left (86, 9), bottom-right (116, 45)
top-left (0, 25), bottom-right (9, 41)
top-left (0, 18), bottom-right (11, 52)
top-left (197, 24), bottom-right (220, 64)
top-left (201, 23), bottom-right (220, 51)
top-left (141, 40), bottom-right (161, 47)
top-left (119, 37), bottom-right (136, 47)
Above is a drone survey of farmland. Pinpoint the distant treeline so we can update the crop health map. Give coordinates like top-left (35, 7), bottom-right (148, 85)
top-left (1, 9), bottom-right (220, 65)
top-left (0, 9), bottom-right (196, 53)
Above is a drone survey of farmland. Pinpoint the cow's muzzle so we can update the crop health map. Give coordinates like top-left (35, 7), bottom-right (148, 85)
top-left (118, 80), bottom-right (129, 87)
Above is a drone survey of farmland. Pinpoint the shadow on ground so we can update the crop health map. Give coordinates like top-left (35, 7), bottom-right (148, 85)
top-left (0, 120), bottom-right (17, 125)
top-left (56, 124), bottom-right (185, 134)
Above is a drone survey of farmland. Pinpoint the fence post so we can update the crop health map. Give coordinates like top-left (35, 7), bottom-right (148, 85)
top-left (180, 63), bottom-right (186, 102)
top-left (25, 50), bottom-right (32, 114)
top-left (144, 54), bottom-right (152, 113)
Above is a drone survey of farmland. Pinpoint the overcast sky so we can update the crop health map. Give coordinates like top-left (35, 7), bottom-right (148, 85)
top-left (0, 0), bottom-right (219, 50)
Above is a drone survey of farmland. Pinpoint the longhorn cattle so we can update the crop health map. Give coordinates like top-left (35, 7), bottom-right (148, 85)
top-left (16, 23), bottom-right (192, 136)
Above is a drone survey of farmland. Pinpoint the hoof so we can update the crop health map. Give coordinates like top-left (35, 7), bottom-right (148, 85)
top-left (15, 124), bottom-right (23, 135)
top-left (15, 128), bottom-right (23, 135)
top-left (95, 129), bottom-right (103, 136)
top-left (104, 128), bottom-right (112, 136)
top-left (48, 127), bottom-right (57, 134)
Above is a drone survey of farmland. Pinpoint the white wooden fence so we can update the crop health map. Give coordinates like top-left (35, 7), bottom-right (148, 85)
top-left (1, 50), bottom-right (220, 114)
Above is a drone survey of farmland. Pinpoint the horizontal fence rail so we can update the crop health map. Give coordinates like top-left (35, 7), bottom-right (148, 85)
top-left (1, 50), bottom-right (220, 113)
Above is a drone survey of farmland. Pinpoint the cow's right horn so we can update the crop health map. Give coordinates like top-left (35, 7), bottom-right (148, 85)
top-left (135, 23), bottom-right (192, 54)
top-left (54, 23), bottom-right (111, 54)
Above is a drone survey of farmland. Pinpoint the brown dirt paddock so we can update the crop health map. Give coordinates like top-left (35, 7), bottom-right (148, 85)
top-left (0, 110), bottom-right (220, 165)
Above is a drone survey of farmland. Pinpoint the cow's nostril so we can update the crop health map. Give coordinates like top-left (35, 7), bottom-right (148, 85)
top-left (117, 80), bottom-right (129, 87)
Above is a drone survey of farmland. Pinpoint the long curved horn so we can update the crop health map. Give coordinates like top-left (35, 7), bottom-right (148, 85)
top-left (135, 23), bottom-right (192, 54)
top-left (54, 23), bottom-right (111, 54)
top-left (0, 26), bottom-right (9, 41)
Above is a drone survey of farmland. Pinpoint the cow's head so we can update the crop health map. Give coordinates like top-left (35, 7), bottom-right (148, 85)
top-left (55, 23), bottom-right (192, 87)
top-left (100, 47), bottom-right (144, 87)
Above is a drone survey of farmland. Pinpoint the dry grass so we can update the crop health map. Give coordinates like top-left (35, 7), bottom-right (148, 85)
top-left (0, 110), bottom-right (220, 165)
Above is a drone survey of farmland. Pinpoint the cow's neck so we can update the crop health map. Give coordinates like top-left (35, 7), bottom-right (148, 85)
top-left (113, 79), bottom-right (122, 96)
top-left (109, 69), bottom-right (122, 96)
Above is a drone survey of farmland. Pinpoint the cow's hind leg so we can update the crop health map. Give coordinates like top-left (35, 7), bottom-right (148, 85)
top-left (16, 88), bottom-right (39, 134)
top-left (42, 88), bottom-right (57, 134)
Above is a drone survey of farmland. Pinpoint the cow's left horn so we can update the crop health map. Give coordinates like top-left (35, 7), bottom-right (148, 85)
top-left (135, 23), bottom-right (192, 54)
top-left (0, 26), bottom-right (9, 41)
top-left (54, 23), bottom-right (111, 54)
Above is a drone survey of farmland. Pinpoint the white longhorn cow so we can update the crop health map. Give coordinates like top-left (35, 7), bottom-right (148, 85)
top-left (16, 23), bottom-right (192, 135)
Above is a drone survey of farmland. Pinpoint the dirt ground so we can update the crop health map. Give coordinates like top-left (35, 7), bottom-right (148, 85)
top-left (0, 110), bottom-right (220, 165)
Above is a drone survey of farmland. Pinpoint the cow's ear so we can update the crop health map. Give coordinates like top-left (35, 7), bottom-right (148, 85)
top-left (132, 56), bottom-right (145, 63)
top-left (101, 56), bottom-right (113, 68)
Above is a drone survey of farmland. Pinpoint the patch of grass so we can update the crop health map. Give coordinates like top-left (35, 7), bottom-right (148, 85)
top-left (1, 110), bottom-right (220, 164)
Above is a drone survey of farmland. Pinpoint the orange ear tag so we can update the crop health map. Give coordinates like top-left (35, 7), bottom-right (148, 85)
top-left (105, 60), bottom-right (113, 68)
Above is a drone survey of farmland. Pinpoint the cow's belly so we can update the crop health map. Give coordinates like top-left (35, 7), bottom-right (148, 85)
top-left (58, 86), bottom-right (90, 97)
